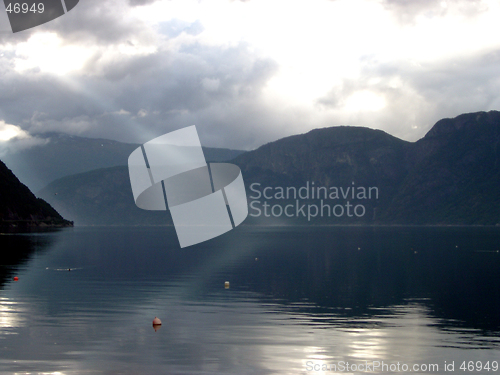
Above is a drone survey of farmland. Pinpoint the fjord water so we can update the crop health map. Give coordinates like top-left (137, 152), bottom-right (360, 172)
top-left (1, 226), bottom-right (499, 374)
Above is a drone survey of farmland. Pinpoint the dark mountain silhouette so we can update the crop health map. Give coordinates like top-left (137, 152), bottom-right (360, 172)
top-left (37, 111), bottom-right (500, 225)
top-left (234, 125), bottom-right (411, 223)
top-left (382, 111), bottom-right (500, 224)
top-left (0, 159), bottom-right (72, 228)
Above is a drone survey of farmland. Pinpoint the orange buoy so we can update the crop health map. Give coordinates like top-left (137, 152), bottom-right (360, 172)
top-left (152, 317), bottom-right (162, 332)
top-left (225, 281), bottom-right (230, 289)
top-left (13, 277), bottom-right (18, 281)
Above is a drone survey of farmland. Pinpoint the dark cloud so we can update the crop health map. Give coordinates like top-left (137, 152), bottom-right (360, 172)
top-left (0, 0), bottom-right (156, 45)
top-left (0, 32), bottom-right (279, 149)
top-left (0, 0), bottom-right (282, 150)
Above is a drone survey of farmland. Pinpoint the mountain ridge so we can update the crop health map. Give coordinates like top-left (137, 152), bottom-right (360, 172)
top-left (37, 110), bottom-right (500, 225)
top-left (0, 159), bottom-right (73, 228)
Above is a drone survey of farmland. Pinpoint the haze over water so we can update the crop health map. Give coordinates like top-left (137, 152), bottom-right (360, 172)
top-left (0, 226), bottom-right (499, 374)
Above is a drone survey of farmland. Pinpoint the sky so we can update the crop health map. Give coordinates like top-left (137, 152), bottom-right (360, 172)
top-left (0, 0), bottom-right (500, 151)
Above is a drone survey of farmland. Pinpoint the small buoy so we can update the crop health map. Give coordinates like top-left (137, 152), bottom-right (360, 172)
top-left (68, 268), bottom-right (71, 271)
top-left (224, 281), bottom-right (230, 289)
top-left (255, 257), bottom-right (258, 261)
top-left (414, 251), bottom-right (418, 254)
top-left (13, 277), bottom-right (18, 281)
top-left (358, 247), bottom-right (361, 250)
top-left (152, 317), bottom-right (162, 332)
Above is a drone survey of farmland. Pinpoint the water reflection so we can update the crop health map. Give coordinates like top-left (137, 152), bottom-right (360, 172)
top-left (0, 226), bottom-right (499, 374)
top-left (0, 231), bottom-right (54, 287)
top-left (0, 298), bottom-right (24, 330)
top-left (0, 232), bottom-right (54, 333)
top-left (217, 226), bottom-right (500, 333)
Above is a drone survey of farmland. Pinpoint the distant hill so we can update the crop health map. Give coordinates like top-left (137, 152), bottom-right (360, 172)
top-left (38, 166), bottom-right (171, 226)
top-left (2, 133), bottom-right (246, 192)
top-left (38, 111), bottom-right (500, 226)
top-left (0, 159), bottom-right (72, 228)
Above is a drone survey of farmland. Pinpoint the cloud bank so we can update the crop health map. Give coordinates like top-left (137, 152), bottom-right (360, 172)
top-left (0, 0), bottom-right (499, 150)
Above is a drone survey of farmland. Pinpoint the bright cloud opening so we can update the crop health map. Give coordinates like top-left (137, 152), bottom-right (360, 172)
top-left (0, 121), bottom-right (29, 141)
top-left (344, 91), bottom-right (386, 112)
top-left (14, 32), bottom-right (93, 75)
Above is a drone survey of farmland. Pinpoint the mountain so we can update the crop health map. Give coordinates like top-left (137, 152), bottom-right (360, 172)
top-left (37, 111), bottom-right (500, 226)
top-left (0, 159), bottom-right (72, 228)
top-left (37, 126), bottom-right (411, 225)
top-left (2, 133), bottom-right (246, 192)
top-left (233, 125), bottom-right (411, 223)
top-left (381, 111), bottom-right (500, 224)
top-left (38, 166), bottom-right (171, 226)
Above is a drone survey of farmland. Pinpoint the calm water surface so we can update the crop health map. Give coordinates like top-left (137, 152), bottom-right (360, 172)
top-left (0, 226), bottom-right (499, 374)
